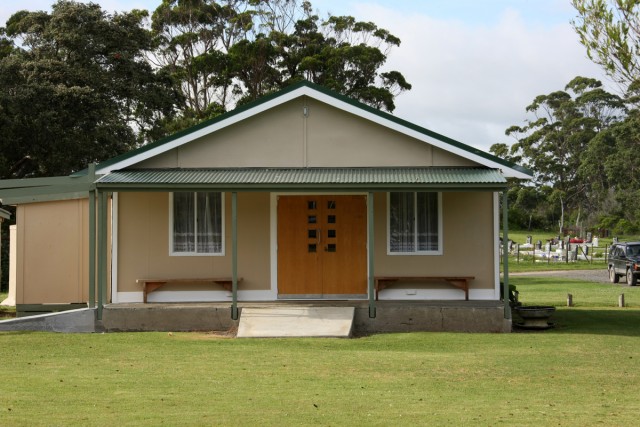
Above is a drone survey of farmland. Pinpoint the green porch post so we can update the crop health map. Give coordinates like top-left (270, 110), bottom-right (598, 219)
top-left (502, 191), bottom-right (511, 319)
top-left (368, 192), bottom-right (376, 318)
top-left (88, 189), bottom-right (96, 309)
top-left (97, 191), bottom-right (108, 320)
top-left (231, 192), bottom-right (239, 320)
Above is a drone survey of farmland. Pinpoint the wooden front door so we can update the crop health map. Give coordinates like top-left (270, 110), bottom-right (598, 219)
top-left (277, 195), bottom-right (367, 298)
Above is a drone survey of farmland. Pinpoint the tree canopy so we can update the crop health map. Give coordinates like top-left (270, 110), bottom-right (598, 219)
top-left (151, 0), bottom-right (411, 128)
top-left (572, 0), bottom-right (640, 87)
top-left (0, 1), bottom-right (180, 177)
top-left (0, 0), bottom-right (411, 177)
top-left (492, 74), bottom-right (640, 234)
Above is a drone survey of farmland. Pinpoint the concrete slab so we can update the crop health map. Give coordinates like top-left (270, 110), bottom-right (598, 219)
top-left (0, 308), bottom-right (96, 333)
top-left (237, 306), bottom-right (355, 338)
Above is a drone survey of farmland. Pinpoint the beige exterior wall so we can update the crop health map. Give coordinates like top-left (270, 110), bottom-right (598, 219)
top-left (16, 199), bottom-right (90, 304)
top-left (373, 191), bottom-right (496, 292)
top-left (116, 190), bottom-right (495, 299)
top-left (137, 97), bottom-right (477, 169)
top-left (116, 192), bottom-right (271, 294)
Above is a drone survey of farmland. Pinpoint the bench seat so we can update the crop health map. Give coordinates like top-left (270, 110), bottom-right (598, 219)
top-left (374, 276), bottom-right (474, 301)
top-left (136, 278), bottom-right (242, 303)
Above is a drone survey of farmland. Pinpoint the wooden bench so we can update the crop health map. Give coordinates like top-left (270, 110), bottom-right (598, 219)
top-left (136, 278), bottom-right (242, 303)
top-left (374, 276), bottom-right (474, 301)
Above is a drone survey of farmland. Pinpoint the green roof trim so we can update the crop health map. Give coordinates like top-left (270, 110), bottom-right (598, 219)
top-left (0, 165), bottom-right (97, 205)
top-left (90, 81), bottom-right (532, 178)
top-left (96, 167), bottom-right (507, 191)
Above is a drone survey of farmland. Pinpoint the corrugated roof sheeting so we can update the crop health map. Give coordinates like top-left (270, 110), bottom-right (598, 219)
top-left (97, 167), bottom-right (506, 187)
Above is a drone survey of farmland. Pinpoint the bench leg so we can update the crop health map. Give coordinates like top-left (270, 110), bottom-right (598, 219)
top-left (446, 280), bottom-right (469, 300)
top-left (143, 282), bottom-right (167, 303)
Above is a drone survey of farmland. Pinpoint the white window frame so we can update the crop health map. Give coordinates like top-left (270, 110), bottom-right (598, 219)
top-left (169, 192), bottom-right (226, 256)
top-left (387, 191), bottom-right (443, 255)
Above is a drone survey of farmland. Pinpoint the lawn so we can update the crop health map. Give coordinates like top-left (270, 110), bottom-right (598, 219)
top-left (1, 278), bottom-right (639, 426)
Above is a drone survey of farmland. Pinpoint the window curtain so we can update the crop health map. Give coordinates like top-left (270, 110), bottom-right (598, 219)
top-left (390, 192), bottom-right (415, 252)
top-left (173, 192), bottom-right (222, 253)
top-left (173, 192), bottom-right (195, 252)
top-left (197, 192), bottom-right (222, 253)
top-left (417, 192), bottom-right (438, 251)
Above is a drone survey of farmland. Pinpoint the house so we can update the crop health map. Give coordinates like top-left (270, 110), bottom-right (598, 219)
top-left (0, 82), bottom-right (531, 332)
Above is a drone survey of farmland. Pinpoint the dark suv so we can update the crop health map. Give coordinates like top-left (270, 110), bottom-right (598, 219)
top-left (608, 242), bottom-right (640, 285)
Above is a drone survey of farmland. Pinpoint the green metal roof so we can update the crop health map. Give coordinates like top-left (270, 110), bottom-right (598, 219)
top-left (0, 166), bottom-right (98, 205)
top-left (96, 167), bottom-right (507, 191)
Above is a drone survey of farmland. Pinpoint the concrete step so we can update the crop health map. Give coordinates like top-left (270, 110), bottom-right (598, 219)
top-left (237, 306), bottom-right (355, 338)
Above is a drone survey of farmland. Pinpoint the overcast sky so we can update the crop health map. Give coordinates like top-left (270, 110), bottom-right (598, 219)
top-left (1, 0), bottom-right (611, 152)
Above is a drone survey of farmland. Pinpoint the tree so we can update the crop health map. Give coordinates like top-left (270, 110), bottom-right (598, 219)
top-left (150, 0), bottom-right (254, 123)
top-left (572, 0), bottom-right (640, 87)
top-left (494, 77), bottom-right (626, 232)
top-left (0, 1), bottom-right (180, 177)
top-left (151, 0), bottom-right (411, 124)
top-left (584, 106), bottom-right (640, 230)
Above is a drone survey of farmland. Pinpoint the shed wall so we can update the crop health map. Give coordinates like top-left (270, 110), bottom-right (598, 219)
top-left (16, 200), bottom-right (89, 304)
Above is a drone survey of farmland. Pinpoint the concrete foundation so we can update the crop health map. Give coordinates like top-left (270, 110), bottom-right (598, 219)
top-left (103, 304), bottom-right (237, 332)
top-left (0, 301), bottom-right (511, 334)
top-left (102, 301), bottom-right (510, 334)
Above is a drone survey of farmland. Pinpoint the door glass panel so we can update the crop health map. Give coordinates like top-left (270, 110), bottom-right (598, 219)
top-left (308, 244), bottom-right (317, 253)
top-left (308, 215), bottom-right (317, 224)
top-left (328, 229), bottom-right (336, 238)
top-left (327, 243), bottom-right (336, 252)
top-left (327, 215), bottom-right (336, 224)
top-left (308, 229), bottom-right (317, 239)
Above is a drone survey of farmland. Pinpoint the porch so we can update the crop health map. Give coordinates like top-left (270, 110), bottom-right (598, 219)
top-left (101, 300), bottom-right (510, 334)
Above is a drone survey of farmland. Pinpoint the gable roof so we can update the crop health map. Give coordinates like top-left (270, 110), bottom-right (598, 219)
top-left (92, 81), bottom-right (532, 179)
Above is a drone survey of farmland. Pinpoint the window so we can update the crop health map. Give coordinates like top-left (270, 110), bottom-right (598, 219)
top-left (171, 192), bottom-right (224, 255)
top-left (388, 192), bottom-right (441, 254)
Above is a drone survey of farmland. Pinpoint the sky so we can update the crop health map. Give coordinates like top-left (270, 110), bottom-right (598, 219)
top-left (0, 0), bottom-right (611, 152)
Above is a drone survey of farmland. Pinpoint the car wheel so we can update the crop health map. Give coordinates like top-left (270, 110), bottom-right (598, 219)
top-left (628, 268), bottom-right (638, 286)
top-left (610, 268), bottom-right (619, 283)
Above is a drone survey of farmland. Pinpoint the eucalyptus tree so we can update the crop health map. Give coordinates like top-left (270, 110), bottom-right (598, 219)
top-left (496, 77), bottom-right (625, 232)
top-left (151, 0), bottom-right (411, 123)
top-left (572, 0), bottom-right (640, 87)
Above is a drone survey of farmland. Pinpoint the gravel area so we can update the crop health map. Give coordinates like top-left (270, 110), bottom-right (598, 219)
top-left (509, 269), bottom-right (610, 283)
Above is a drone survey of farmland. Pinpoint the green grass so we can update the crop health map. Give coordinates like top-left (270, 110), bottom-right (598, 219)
top-left (511, 276), bottom-right (640, 307)
top-left (506, 258), bottom-right (606, 272)
top-left (1, 277), bottom-right (640, 426)
top-left (0, 292), bottom-right (14, 318)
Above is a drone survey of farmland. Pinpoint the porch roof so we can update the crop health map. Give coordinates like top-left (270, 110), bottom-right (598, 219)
top-left (96, 167), bottom-right (507, 191)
